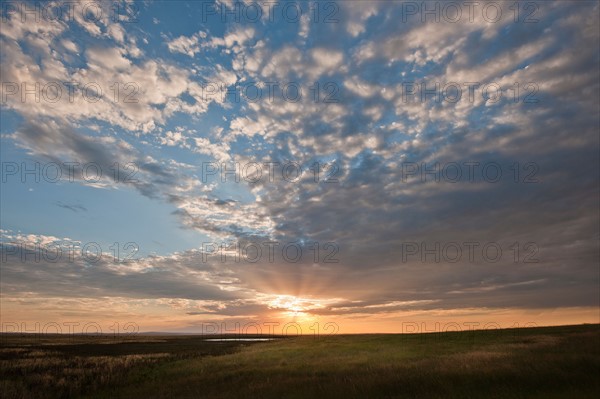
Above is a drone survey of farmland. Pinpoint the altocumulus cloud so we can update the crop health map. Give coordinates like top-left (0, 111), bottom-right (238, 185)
top-left (0, 0), bottom-right (598, 330)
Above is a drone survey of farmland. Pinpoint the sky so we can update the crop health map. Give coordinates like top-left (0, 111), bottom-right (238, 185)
top-left (0, 0), bottom-right (598, 335)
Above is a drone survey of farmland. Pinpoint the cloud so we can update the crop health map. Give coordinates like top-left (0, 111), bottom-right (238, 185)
top-left (167, 27), bottom-right (255, 57)
top-left (0, 1), bottom-right (598, 327)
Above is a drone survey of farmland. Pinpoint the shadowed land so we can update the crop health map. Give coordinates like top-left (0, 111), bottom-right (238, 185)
top-left (1, 324), bottom-right (599, 398)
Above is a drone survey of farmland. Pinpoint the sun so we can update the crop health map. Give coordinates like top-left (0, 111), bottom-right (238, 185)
top-left (260, 294), bottom-right (344, 326)
top-left (266, 295), bottom-right (322, 320)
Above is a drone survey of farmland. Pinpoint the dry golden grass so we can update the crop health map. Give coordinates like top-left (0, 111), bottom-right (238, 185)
top-left (1, 325), bottom-right (599, 398)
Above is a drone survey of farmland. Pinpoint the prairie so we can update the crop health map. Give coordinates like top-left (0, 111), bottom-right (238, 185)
top-left (1, 324), bottom-right (598, 398)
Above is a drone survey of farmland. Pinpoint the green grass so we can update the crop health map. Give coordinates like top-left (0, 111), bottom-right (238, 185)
top-left (1, 324), bottom-right (599, 398)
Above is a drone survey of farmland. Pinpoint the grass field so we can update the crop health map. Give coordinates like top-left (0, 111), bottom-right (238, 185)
top-left (1, 324), bottom-right (599, 398)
